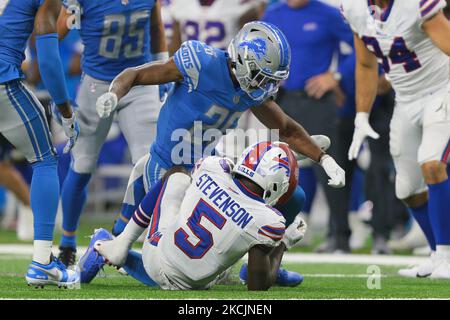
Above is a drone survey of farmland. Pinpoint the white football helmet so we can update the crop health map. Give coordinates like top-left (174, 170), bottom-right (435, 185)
top-left (233, 141), bottom-right (292, 206)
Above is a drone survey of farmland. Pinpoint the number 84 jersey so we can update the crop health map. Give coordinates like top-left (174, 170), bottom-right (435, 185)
top-left (341, 0), bottom-right (449, 102)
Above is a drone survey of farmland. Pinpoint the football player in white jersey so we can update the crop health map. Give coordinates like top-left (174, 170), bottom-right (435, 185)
top-left (168, 0), bottom-right (266, 52)
top-left (343, 0), bottom-right (450, 279)
top-left (80, 142), bottom-right (307, 290)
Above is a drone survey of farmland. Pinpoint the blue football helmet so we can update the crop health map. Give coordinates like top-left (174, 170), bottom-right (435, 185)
top-left (228, 21), bottom-right (291, 101)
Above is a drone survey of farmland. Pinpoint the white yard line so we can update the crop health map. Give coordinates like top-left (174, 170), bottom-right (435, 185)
top-left (0, 244), bottom-right (428, 266)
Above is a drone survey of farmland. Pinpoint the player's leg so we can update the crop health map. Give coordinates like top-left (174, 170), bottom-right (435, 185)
top-left (0, 81), bottom-right (78, 287)
top-left (95, 167), bottom-right (190, 266)
top-left (111, 85), bottom-right (160, 235)
top-left (419, 90), bottom-right (450, 279)
top-left (59, 75), bottom-right (114, 263)
top-left (390, 102), bottom-right (437, 278)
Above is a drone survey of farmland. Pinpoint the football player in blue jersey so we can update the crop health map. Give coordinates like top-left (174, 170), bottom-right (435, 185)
top-left (55, 0), bottom-right (170, 267)
top-left (0, 0), bottom-right (79, 288)
top-left (95, 21), bottom-right (345, 285)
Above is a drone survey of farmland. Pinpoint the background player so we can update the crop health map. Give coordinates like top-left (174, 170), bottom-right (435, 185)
top-left (0, 0), bottom-right (79, 287)
top-left (56, 0), bottom-right (168, 267)
top-left (343, 0), bottom-right (450, 278)
top-left (83, 143), bottom-right (307, 290)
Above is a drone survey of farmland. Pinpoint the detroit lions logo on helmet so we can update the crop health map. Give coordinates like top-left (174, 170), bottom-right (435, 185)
top-left (239, 38), bottom-right (268, 60)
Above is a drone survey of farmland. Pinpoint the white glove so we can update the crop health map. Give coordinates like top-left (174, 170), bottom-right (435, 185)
top-left (96, 92), bottom-right (118, 119)
top-left (348, 112), bottom-right (379, 160)
top-left (282, 215), bottom-right (308, 250)
top-left (61, 113), bottom-right (80, 154)
top-left (320, 154), bottom-right (346, 188)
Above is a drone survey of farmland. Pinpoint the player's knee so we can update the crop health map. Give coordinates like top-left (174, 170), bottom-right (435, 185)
top-left (402, 191), bottom-right (428, 208)
top-left (421, 161), bottom-right (447, 184)
top-left (71, 156), bottom-right (97, 174)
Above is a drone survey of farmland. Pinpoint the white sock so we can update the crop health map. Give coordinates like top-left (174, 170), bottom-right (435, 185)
top-left (118, 216), bottom-right (146, 245)
top-left (33, 240), bottom-right (52, 265)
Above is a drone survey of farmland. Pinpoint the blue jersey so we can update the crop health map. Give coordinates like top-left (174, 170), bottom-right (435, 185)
top-left (65, 0), bottom-right (155, 81)
top-left (0, 0), bottom-right (44, 83)
top-left (151, 40), bottom-right (261, 169)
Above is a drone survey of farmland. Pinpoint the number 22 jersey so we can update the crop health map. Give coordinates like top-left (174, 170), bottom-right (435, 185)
top-left (341, 0), bottom-right (449, 102)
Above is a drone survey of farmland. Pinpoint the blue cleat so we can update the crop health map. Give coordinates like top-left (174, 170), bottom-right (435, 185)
top-left (26, 255), bottom-right (80, 289)
top-left (239, 263), bottom-right (304, 287)
top-left (77, 228), bottom-right (113, 283)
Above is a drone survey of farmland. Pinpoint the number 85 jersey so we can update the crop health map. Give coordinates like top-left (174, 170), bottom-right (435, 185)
top-left (341, 0), bottom-right (449, 102)
top-left (63, 0), bottom-right (155, 81)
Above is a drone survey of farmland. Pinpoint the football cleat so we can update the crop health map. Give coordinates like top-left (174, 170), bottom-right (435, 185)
top-left (430, 260), bottom-right (450, 280)
top-left (77, 228), bottom-right (113, 283)
top-left (26, 255), bottom-right (80, 289)
top-left (398, 252), bottom-right (436, 278)
top-left (94, 232), bottom-right (131, 268)
top-left (239, 263), bottom-right (304, 287)
top-left (58, 246), bottom-right (77, 269)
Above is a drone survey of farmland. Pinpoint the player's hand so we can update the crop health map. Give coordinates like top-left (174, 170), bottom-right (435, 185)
top-left (96, 92), bottom-right (118, 119)
top-left (61, 113), bottom-right (80, 154)
top-left (320, 154), bottom-right (346, 188)
top-left (159, 83), bottom-right (174, 102)
top-left (348, 112), bottom-right (379, 160)
top-left (282, 215), bottom-right (308, 250)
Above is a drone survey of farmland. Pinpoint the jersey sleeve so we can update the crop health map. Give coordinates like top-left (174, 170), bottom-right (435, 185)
top-left (191, 156), bottom-right (234, 181)
top-left (255, 220), bottom-right (286, 248)
top-left (173, 40), bottom-right (217, 92)
top-left (418, 0), bottom-right (447, 23)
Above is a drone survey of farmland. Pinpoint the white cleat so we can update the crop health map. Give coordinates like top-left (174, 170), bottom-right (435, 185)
top-left (398, 252), bottom-right (436, 278)
top-left (94, 237), bottom-right (130, 268)
top-left (430, 258), bottom-right (450, 280)
top-left (388, 221), bottom-right (428, 251)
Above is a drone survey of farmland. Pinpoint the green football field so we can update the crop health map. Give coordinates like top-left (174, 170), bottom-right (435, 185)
top-left (1, 217), bottom-right (449, 300)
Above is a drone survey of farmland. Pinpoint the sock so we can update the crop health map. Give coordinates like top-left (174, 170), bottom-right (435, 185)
top-left (119, 179), bottom-right (163, 244)
top-left (60, 234), bottom-right (76, 249)
top-left (123, 250), bottom-right (157, 286)
top-left (113, 175), bottom-right (146, 236)
top-left (408, 202), bottom-right (436, 251)
top-left (60, 169), bottom-right (91, 248)
top-left (428, 179), bottom-right (450, 253)
top-left (30, 158), bottom-right (59, 264)
top-left (299, 167), bottom-right (316, 214)
top-left (275, 186), bottom-right (306, 226)
top-left (33, 240), bottom-right (53, 265)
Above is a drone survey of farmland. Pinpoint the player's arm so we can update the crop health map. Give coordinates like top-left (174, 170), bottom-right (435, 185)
top-left (150, 0), bottom-right (169, 60)
top-left (422, 11), bottom-right (450, 56)
top-left (34, 0), bottom-right (79, 152)
top-left (56, 5), bottom-right (71, 40)
top-left (347, 33), bottom-right (380, 160)
top-left (251, 100), bottom-right (345, 188)
top-left (169, 20), bottom-right (182, 56)
top-left (247, 244), bottom-right (285, 291)
top-left (96, 59), bottom-right (183, 118)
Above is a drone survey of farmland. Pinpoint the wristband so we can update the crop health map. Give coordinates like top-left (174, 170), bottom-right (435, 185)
top-left (152, 52), bottom-right (169, 62)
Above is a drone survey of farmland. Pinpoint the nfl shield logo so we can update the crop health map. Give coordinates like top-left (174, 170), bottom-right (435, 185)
top-left (121, 0), bottom-right (129, 5)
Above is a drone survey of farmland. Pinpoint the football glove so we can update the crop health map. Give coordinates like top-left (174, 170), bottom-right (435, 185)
top-left (96, 92), bottom-right (118, 119)
top-left (61, 112), bottom-right (80, 154)
top-left (282, 215), bottom-right (307, 250)
top-left (320, 154), bottom-right (346, 188)
top-left (348, 112), bottom-right (379, 160)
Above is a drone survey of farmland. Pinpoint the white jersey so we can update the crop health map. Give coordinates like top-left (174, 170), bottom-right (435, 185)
top-left (158, 157), bottom-right (286, 290)
top-left (341, 0), bottom-right (449, 102)
top-left (169, 0), bottom-right (265, 49)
